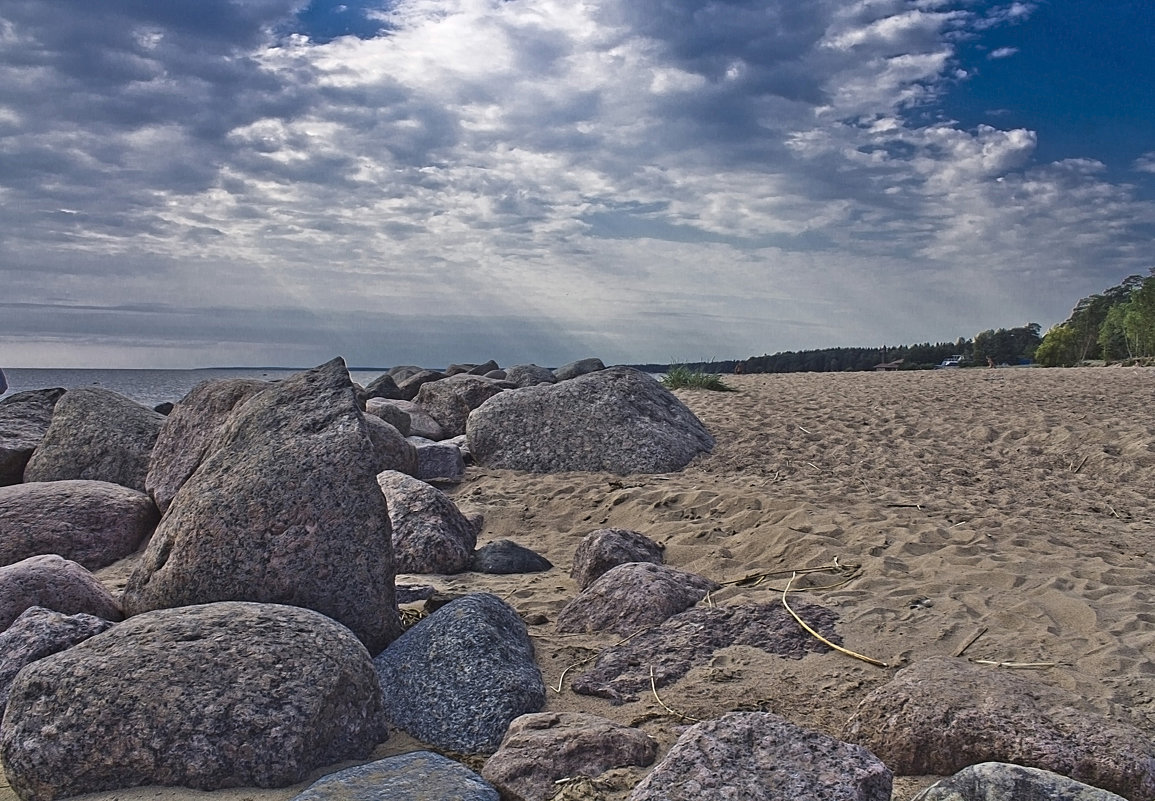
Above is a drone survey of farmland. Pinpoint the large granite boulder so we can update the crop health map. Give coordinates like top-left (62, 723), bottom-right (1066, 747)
top-left (554, 358), bottom-right (605, 381)
top-left (377, 470), bottom-right (477, 574)
top-left (22, 387), bottom-right (165, 491)
top-left (363, 415), bottom-right (418, 476)
top-left (843, 656), bottom-right (1155, 801)
top-left (361, 372), bottom-right (406, 401)
top-left (364, 398), bottom-right (411, 435)
top-left (291, 752), bottom-right (499, 801)
top-left (395, 369), bottom-right (447, 401)
top-left (570, 528), bottom-right (664, 590)
top-left (1, 602), bottom-right (387, 801)
top-left (416, 374), bottom-right (509, 438)
top-left (121, 358), bottom-right (402, 655)
top-left (629, 712), bottom-right (891, 801)
top-left (0, 389), bottom-right (66, 486)
top-left (371, 399), bottom-right (444, 440)
top-left (556, 562), bottom-right (719, 637)
top-left (0, 480), bottom-right (159, 570)
top-left (503, 364), bottom-right (556, 388)
top-left (466, 367), bottom-right (713, 474)
top-left (0, 606), bottom-right (115, 709)
top-left (410, 439), bottom-right (466, 482)
top-left (374, 593), bottom-right (545, 754)
top-left (911, 762), bottom-right (1128, 801)
top-left (0, 554), bottom-right (122, 631)
top-left (145, 377), bottom-right (268, 513)
top-left (482, 713), bottom-right (657, 801)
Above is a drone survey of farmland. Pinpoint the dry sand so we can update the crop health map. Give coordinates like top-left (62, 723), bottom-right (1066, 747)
top-left (4, 366), bottom-right (1154, 801)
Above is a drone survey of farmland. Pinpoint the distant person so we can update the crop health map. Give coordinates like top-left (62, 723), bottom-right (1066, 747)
top-left (734, 362), bottom-right (744, 375)
top-left (987, 356), bottom-right (995, 368)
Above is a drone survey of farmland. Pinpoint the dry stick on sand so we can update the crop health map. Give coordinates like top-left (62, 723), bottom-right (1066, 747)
top-left (973, 659), bottom-right (1057, 670)
top-left (954, 626), bottom-right (988, 657)
top-left (650, 665), bottom-right (701, 723)
top-left (782, 573), bottom-right (889, 668)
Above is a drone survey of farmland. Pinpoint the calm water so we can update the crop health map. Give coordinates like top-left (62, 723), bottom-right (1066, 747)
top-left (0, 367), bottom-right (390, 409)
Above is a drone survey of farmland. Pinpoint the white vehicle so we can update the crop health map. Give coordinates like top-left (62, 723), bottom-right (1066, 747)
top-left (936, 355), bottom-right (964, 369)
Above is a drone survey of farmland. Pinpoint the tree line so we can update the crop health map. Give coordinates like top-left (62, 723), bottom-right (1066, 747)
top-left (1034, 271), bottom-right (1155, 366)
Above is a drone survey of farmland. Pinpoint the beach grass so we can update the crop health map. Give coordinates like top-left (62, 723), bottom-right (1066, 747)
top-left (660, 364), bottom-right (736, 392)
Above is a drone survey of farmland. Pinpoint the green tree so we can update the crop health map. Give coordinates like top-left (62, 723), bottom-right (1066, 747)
top-left (1034, 325), bottom-right (1080, 367)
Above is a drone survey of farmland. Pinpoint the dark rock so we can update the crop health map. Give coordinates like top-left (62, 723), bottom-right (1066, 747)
top-left (0, 554), bottom-right (122, 631)
top-left (371, 399), bottom-right (444, 440)
top-left (842, 656), bottom-right (1155, 801)
top-left (911, 762), bottom-right (1129, 801)
top-left (466, 367), bottom-right (713, 474)
top-left (409, 438), bottom-right (466, 483)
top-left (0, 602), bottom-right (387, 801)
top-left (447, 360), bottom-right (501, 377)
top-left (554, 358), bottom-right (606, 381)
top-left (556, 562), bottom-right (719, 637)
top-left (504, 364), bottom-right (556, 388)
top-left (483, 369), bottom-right (506, 380)
top-left (395, 369), bottom-right (447, 401)
top-left (0, 606), bottom-right (115, 709)
top-left (292, 751), bottom-right (499, 801)
top-left (145, 378), bottom-right (269, 513)
top-left (395, 584), bottom-right (438, 604)
top-left (482, 712), bottom-right (656, 801)
top-left (152, 402), bottom-right (174, 415)
top-left (470, 540), bottom-right (552, 575)
top-left (629, 711), bottom-right (891, 801)
top-left (374, 593), bottom-right (545, 754)
top-left (377, 470), bottom-right (477, 574)
top-left (417, 375), bottom-right (509, 438)
top-left (365, 397), bottom-right (412, 435)
top-left (573, 601), bottom-right (841, 703)
top-left (0, 389), bottom-right (66, 486)
top-left (121, 358), bottom-right (402, 655)
top-left (363, 415), bottom-right (418, 476)
top-left (571, 528), bottom-right (664, 590)
top-left (0, 480), bottom-right (159, 570)
top-left (23, 387), bottom-right (164, 491)
top-left (362, 372), bottom-right (406, 401)
top-left (387, 365), bottom-right (426, 382)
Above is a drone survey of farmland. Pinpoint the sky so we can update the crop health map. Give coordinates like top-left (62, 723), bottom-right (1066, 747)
top-left (1, 0), bottom-right (1153, 369)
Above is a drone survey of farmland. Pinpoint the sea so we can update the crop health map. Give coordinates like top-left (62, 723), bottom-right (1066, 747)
top-left (0, 367), bottom-right (392, 409)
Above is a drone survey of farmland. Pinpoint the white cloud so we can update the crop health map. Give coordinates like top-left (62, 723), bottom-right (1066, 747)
top-left (1134, 152), bottom-right (1155, 174)
top-left (988, 46), bottom-right (1019, 59)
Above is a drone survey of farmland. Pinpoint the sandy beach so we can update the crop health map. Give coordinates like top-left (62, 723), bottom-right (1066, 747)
top-left (4, 366), bottom-right (1154, 801)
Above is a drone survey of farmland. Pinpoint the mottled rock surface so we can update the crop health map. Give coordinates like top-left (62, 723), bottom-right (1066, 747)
top-left (1, 602), bottom-right (387, 801)
top-left (371, 399), bottom-right (444, 440)
top-left (573, 601), bottom-right (841, 703)
top-left (0, 606), bottom-right (115, 709)
top-left (556, 562), bottom-right (719, 637)
top-left (377, 470), bottom-right (477, 574)
top-left (410, 439), bottom-right (466, 482)
top-left (503, 364), bottom-right (556, 388)
top-left (22, 387), bottom-right (165, 491)
top-left (362, 372), bottom-right (406, 401)
top-left (470, 540), bottom-right (552, 575)
top-left (843, 656), bottom-right (1155, 801)
top-left (395, 369), bottom-right (447, 401)
top-left (554, 358), bottom-right (605, 381)
top-left (145, 377), bottom-right (268, 513)
top-left (121, 358), bottom-right (402, 655)
top-left (363, 415), bottom-right (418, 476)
top-left (417, 374), bottom-right (509, 438)
top-left (291, 752), bottom-right (498, 801)
top-left (629, 712), bottom-right (891, 801)
top-left (364, 398), bottom-right (411, 435)
top-left (0, 554), bottom-right (122, 631)
top-left (0, 389), bottom-right (66, 486)
top-left (466, 367), bottom-right (713, 474)
top-left (482, 712), bottom-right (657, 801)
top-left (374, 593), bottom-right (545, 754)
top-left (570, 528), bottom-right (664, 590)
top-left (0, 480), bottom-right (158, 570)
top-left (911, 762), bottom-right (1128, 801)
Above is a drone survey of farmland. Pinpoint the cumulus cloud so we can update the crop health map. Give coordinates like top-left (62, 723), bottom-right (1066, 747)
top-left (1, 0), bottom-right (1152, 367)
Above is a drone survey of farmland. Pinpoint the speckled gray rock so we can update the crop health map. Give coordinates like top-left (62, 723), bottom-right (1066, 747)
top-left (466, 367), bottom-right (713, 474)
top-left (362, 372), bottom-right (406, 401)
top-left (0, 606), bottom-right (115, 709)
top-left (365, 398), bottom-right (412, 435)
top-left (0, 602), bottom-right (387, 801)
top-left (291, 751), bottom-right (498, 801)
top-left (364, 415), bottom-right (418, 476)
top-left (553, 358), bottom-right (605, 381)
top-left (395, 369), bottom-right (447, 401)
top-left (0, 480), bottom-right (159, 570)
top-left (377, 470), bottom-right (477, 574)
top-left (410, 439), bottom-right (466, 482)
top-left (482, 713), bottom-right (657, 801)
top-left (416, 375), bottom-right (509, 438)
top-left (374, 593), bottom-right (545, 754)
top-left (911, 762), bottom-right (1128, 801)
top-left (573, 601), bottom-right (841, 704)
top-left (629, 712), bottom-right (891, 801)
top-left (145, 378), bottom-right (268, 513)
top-left (22, 387), bottom-right (164, 491)
top-left (0, 389), bottom-right (66, 486)
top-left (447, 360), bottom-right (500, 377)
top-left (556, 562), bottom-right (719, 637)
top-left (570, 528), bottom-right (664, 590)
top-left (372, 399), bottom-right (444, 440)
top-left (842, 656), bottom-right (1155, 801)
top-left (121, 358), bottom-right (402, 655)
top-left (503, 365), bottom-right (556, 388)
top-left (470, 540), bottom-right (552, 575)
top-left (0, 554), bottom-right (122, 631)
